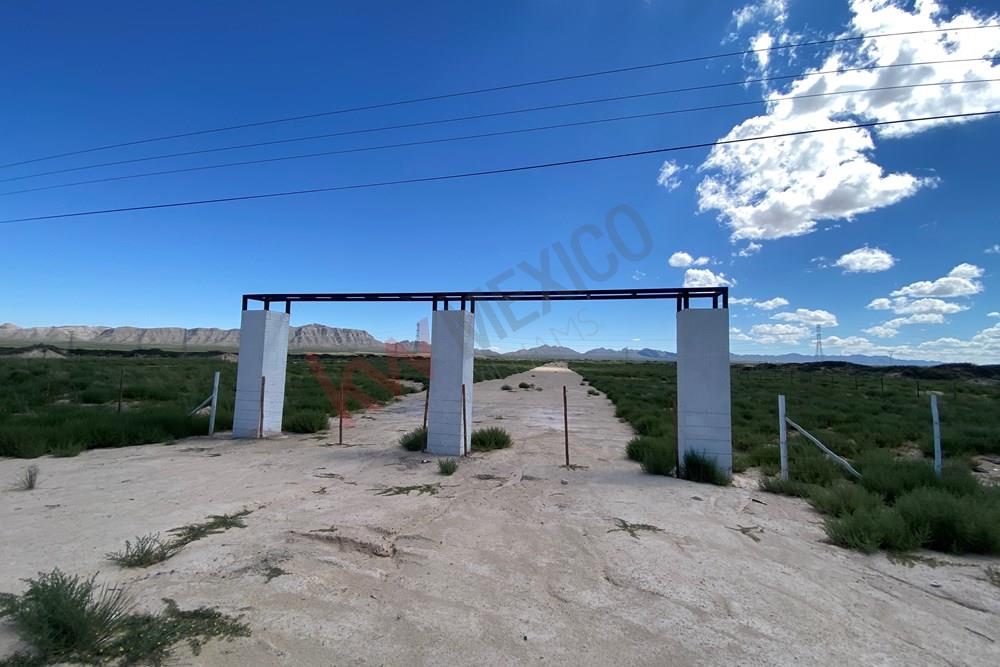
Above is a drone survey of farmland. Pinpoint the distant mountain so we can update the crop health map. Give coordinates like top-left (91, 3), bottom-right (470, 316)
top-left (0, 323), bottom-right (382, 352)
top-left (730, 352), bottom-right (940, 366)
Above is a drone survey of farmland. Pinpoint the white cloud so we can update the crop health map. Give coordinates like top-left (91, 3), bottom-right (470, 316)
top-left (736, 242), bottom-right (763, 257)
top-left (754, 297), bottom-right (789, 310)
top-left (683, 268), bottom-right (736, 288)
top-left (834, 246), bottom-right (896, 273)
top-left (989, 312), bottom-right (1000, 318)
top-left (771, 308), bottom-right (839, 327)
top-left (668, 251), bottom-right (710, 268)
top-left (631, 270), bottom-right (646, 281)
top-left (864, 313), bottom-right (946, 338)
top-left (751, 31), bottom-right (775, 69)
top-left (730, 326), bottom-right (753, 341)
top-left (830, 323), bottom-right (1000, 363)
top-left (866, 296), bottom-right (967, 316)
top-left (732, 0), bottom-right (788, 30)
top-left (698, 0), bottom-right (1000, 243)
top-left (730, 297), bottom-right (755, 305)
top-left (986, 244), bottom-right (1000, 254)
top-left (656, 160), bottom-right (688, 191)
top-left (750, 323), bottom-right (810, 344)
top-left (890, 263), bottom-right (984, 298)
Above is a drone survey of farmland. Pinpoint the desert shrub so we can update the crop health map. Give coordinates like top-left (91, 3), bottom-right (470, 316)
top-left (0, 570), bottom-right (249, 666)
top-left (787, 450), bottom-right (844, 486)
top-left (13, 464), bottom-right (39, 491)
top-left (438, 458), bottom-right (458, 476)
top-left (640, 440), bottom-right (677, 476)
top-left (824, 507), bottom-right (925, 554)
top-left (106, 534), bottom-right (178, 568)
top-left (895, 488), bottom-right (1000, 554)
top-left (626, 435), bottom-right (658, 463)
top-left (0, 569), bottom-right (130, 660)
top-left (49, 442), bottom-right (85, 458)
top-left (471, 427), bottom-right (512, 451)
top-left (283, 410), bottom-right (328, 434)
top-left (679, 450), bottom-right (729, 486)
top-left (857, 450), bottom-right (938, 501)
top-left (732, 443), bottom-right (780, 474)
top-left (587, 388), bottom-right (600, 396)
top-left (517, 382), bottom-right (532, 389)
top-left (399, 426), bottom-right (427, 451)
top-left (759, 476), bottom-right (816, 498)
top-left (808, 481), bottom-right (883, 517)
top-left (501, 384), bottom-right (513, 391)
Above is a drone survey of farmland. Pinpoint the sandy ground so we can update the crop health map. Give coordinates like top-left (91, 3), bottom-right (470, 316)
top-left (1, 364), bottom-right (998, 666)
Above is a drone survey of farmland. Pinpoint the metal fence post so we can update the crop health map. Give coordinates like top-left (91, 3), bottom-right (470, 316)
top-left (208, 371), bottom-right (220, 436)
top-left (778, 394), bottom-right (788, 481)
top-left (931, 394), bottom-right (941, 478)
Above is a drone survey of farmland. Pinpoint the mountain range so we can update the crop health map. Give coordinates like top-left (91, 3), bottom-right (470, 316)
top-left (0, 323), bottom-right (940, 366)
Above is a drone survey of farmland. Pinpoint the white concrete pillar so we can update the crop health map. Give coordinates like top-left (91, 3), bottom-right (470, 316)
top-left (233, 309), bottom-right (290, 438)
top-left (676, 307), bottom-right (732, 474)
top-left (427, 309), bottom-right (474, 456)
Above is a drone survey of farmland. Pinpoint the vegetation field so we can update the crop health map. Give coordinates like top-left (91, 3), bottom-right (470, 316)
top-left (572, 360), bottom-right (1000, 555)
top-left (0, 347), bottom-right (534, 458)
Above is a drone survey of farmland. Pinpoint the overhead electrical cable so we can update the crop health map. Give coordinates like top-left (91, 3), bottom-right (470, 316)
top-left (1, 110), bottom-right (996, 225)
top-left (1, 23), bottom-right (996, 169)
top-left (2, 77), bottom-right (994, 197)
top-left (1, 56), bottom-right (989, 184)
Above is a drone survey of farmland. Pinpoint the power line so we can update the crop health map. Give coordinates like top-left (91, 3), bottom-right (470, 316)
top-left (4, 76), bottom-right (993, 198)
top-left (1, 110), bottom-right (996, 226)
top-left (2, 23), bottom-right (996, 170)
top-left (3, 56), bottom-right (988, 184)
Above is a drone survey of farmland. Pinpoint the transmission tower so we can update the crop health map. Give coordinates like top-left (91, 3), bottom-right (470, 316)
top-left (814, 324), bottom-right (824, 359)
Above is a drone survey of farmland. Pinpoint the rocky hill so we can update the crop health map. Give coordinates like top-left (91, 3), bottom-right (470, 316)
top-left (0, 323), bottom-right (382, 352)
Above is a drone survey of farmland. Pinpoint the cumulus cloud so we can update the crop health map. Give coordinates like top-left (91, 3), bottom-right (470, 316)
top-left (656, 160), bottom-right (688, 191)
top-left (864, 313), bottom-right (946, 338)
top-left (683, 268), bottom-right (736, 288)
top-left (866, 296), bottom-right (967, 315)
top-left (668, 251), bottom-right (711, 268)
top-left (834, 246), bottom-right (896, 273)
top-left (989, 311), bottom-right (1000, 318)
top-left (732, 0), bottom-right (788, 30)
top-left (698, 0), bottom-right (1000, 243)
top-left (736, 242), bottom-right (763, 257)
top-left (826, 323), bottom-right (1000, 363)
top-left (730, 297), bottom-right (755, 305)
top-left (750, 323), bottom-right (811, 344)
top-left (890, 263), bottom-right (984, 298)
top-left (771, 308), bottom-right (839, 327)
top-left (986, 244), bottom-right (1000, 254)
top-left (754, 297), bottom-right (790, 310)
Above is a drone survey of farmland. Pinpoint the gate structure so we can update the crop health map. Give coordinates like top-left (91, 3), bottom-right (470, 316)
top-left (235, 287), bottom-right (733, 473)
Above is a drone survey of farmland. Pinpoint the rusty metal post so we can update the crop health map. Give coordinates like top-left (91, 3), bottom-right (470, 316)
top-left (563, 385), bottom-right (569, 467)
top-left (422, 384), bottom-right (429, 430)
top-left (258, 376), bottom-right (266, 438)
top-left (339, 376), bottom-right (345, 445)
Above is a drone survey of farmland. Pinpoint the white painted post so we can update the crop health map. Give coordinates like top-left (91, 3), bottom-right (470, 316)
top-left (208, 371), bottom-right (221, 436)
top-left (931, 394), bottom-right (941, 478)
top-left (778, 394), bottom-right (788, 481)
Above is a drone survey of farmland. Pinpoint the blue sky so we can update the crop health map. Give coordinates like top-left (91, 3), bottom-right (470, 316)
top-left (1, 0), bottom-right (999, 361)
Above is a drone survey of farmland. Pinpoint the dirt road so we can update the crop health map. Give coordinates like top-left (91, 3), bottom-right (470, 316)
top-left (1, 364), bottom-right (997, 665)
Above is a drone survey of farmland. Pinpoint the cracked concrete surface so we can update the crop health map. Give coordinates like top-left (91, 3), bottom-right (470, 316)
top-left (1, 364), bottom-right (998, 665)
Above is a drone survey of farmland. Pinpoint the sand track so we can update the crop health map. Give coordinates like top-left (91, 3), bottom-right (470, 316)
top-left (1, 364), bottom-right (998, 665)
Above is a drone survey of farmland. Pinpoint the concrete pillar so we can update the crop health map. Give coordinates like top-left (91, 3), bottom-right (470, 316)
top-left (426, 309), bottom-right (474, 456)
top-left (233, 309), bottom-right (290, 438)
top-left (676, 307), bottom-right (732, 474)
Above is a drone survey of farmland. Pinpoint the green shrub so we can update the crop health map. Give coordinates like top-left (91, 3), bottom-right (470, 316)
top-left (857, 451), bottom-right (938, 501)
top-left (106, 534), bottom-right (178, 568)
top-left (501, 384), bottom-right (513, 391)
top-left (399, 426), bottom-right (427, 452)
top-left (640, 440), bottom-right (677, 476)
top-left (283, 410), bottom-right (328, 434)
top-left (895, 488), bottom-right (1000, 554)
top-left (824, 507), bottom-right (924, 554)
top-left (808, 481), bottom-right (883, 517)
top-left (679, 450), bottom-right (729, 486)
top-left (438, 458), bottom-right (458, 475)
top-left (0, 569), bottom-right (131, 659)
top-left (517, 382), bottom-right (532, 389)
top-left (587, 388), bottom-right (600, 396)
top-left (759, 476), bottom-right (816, 498)
top-left (787, 450), bottom-right (844, 486)
top-left (471, 427), bottom-right (512, 451)
top-left (626, 435), bottom-right (659, 463)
